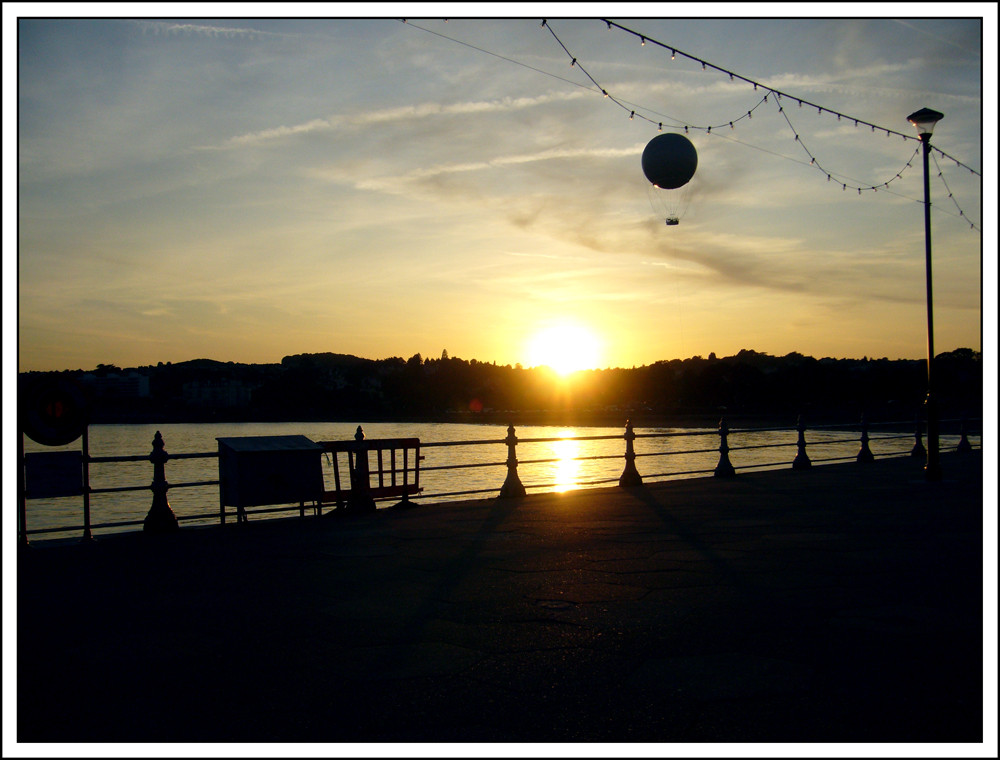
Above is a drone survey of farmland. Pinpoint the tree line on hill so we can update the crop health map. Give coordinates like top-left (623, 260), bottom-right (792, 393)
top-left (19, 348), bottom-right (982, 427)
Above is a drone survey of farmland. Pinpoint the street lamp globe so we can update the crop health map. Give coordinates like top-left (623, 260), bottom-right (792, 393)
top-left (907, 107), bottom-right (944, 140)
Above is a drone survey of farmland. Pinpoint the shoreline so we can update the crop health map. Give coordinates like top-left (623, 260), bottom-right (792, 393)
top-left (76, 406), bottom-right (976, 431)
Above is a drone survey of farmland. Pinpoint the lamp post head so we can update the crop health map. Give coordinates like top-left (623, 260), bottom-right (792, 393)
top-left (907, 107), bottom-right (944, 140)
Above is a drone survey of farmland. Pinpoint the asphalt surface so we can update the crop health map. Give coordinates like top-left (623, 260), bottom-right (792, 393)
top-left (17, 451), bottom-right (985, 744)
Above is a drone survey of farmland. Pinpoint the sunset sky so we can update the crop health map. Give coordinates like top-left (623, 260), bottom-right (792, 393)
top-left (8, 8), bottom-right (995, 373)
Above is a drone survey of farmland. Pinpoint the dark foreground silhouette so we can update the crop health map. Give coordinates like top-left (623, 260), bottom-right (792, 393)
top-left (18, 452), bottom-right (982, 743)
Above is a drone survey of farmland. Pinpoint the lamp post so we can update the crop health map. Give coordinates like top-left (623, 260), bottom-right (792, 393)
top-left (906, 107), bottom-right (944, 481)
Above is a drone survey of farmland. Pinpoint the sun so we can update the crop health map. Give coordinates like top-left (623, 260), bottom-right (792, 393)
top-left (526, 324), bottom-right (602, 376)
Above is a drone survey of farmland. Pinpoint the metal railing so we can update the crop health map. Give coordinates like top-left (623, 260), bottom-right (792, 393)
top-left (19, 414), bottom-right (981, 543)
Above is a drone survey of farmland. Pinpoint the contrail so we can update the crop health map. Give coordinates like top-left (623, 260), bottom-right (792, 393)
top-left (891, 19), bottom-right (978, 55)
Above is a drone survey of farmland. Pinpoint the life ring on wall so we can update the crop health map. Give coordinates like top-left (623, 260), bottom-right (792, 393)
top-left (20, 376), bottom-right (91, 446)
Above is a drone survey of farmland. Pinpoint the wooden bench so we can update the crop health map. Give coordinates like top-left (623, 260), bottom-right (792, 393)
top-left (317, 437), bottom-right (423, 511)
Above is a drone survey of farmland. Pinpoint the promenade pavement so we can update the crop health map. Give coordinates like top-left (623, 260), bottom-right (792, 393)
top-left (17, 451), bottom-right (985, 745)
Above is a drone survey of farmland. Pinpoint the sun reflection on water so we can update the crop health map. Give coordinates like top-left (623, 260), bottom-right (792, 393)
top-left (553, 430), bottom-right (580, 493)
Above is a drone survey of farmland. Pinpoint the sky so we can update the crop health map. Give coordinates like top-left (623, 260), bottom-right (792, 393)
top-left (7, 6), bottom-right (996, 373)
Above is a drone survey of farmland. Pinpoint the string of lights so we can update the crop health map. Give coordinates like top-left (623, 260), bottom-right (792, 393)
top-left (401, 19), bottom-right (981, 231)
top-left (602, 19), bottom-right (982, 177)
top-left (706, 128), bottom-right (922, 206)
top-left (774, 93), bottom-right (922, 197)
top-left (932, 151), bottom-right (980, 230)
top-left (542, 20), bottom-right (929, 198)
top-left (542, 19), bottom-right (771, 134)
top-left (543, 19), bottom-right (981, 230)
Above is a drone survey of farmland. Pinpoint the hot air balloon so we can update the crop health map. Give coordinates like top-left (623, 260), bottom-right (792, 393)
top-left (641, 133), bottom-right (698, 225)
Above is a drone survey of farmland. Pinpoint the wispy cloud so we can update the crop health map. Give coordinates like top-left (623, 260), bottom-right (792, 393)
top-left (348, 144), bottom-right (639, 193)
top-left (214, 91), bottom-right (587, 148)
top-left (132, 20), bottom-right (298, 41)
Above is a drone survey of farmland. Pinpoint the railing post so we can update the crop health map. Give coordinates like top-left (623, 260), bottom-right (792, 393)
top-left (81, 427), bottom-right (95, 541)
top-left (714, 416), bottom-right (736, 478)
top-left (348, 425), bottom-right (377, 512)
top-left (856, 414), bottom-right (875, 463)
top-left (498, 424), bottom-right (526, 498)
top-left (792, 414), bottom-right (811, 470)
top-left (956, 418), bottom-right (972, 453)
top-left (910, 412), bottom-right (927, 458)
top-left (618, 419), bottom-right (643, 487)
top-left (144, 431), bottom-right (179, 533)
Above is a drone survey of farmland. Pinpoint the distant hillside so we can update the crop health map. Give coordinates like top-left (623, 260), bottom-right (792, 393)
top-left (18, 348), bottom-right (983, 426)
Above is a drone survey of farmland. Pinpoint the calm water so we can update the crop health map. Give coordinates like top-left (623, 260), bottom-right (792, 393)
top-left (21, 420), bottom-right (961, 541)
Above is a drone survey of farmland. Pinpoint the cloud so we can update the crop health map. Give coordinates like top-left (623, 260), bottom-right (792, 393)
top-left (215, 91), bottom-right (588, 149)
top-left (350, 143), bottom-right (638, 192)
top-left (132, 20), bottom-right (298, 41)
top-left (223, 118), bottom-right (337, 147)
